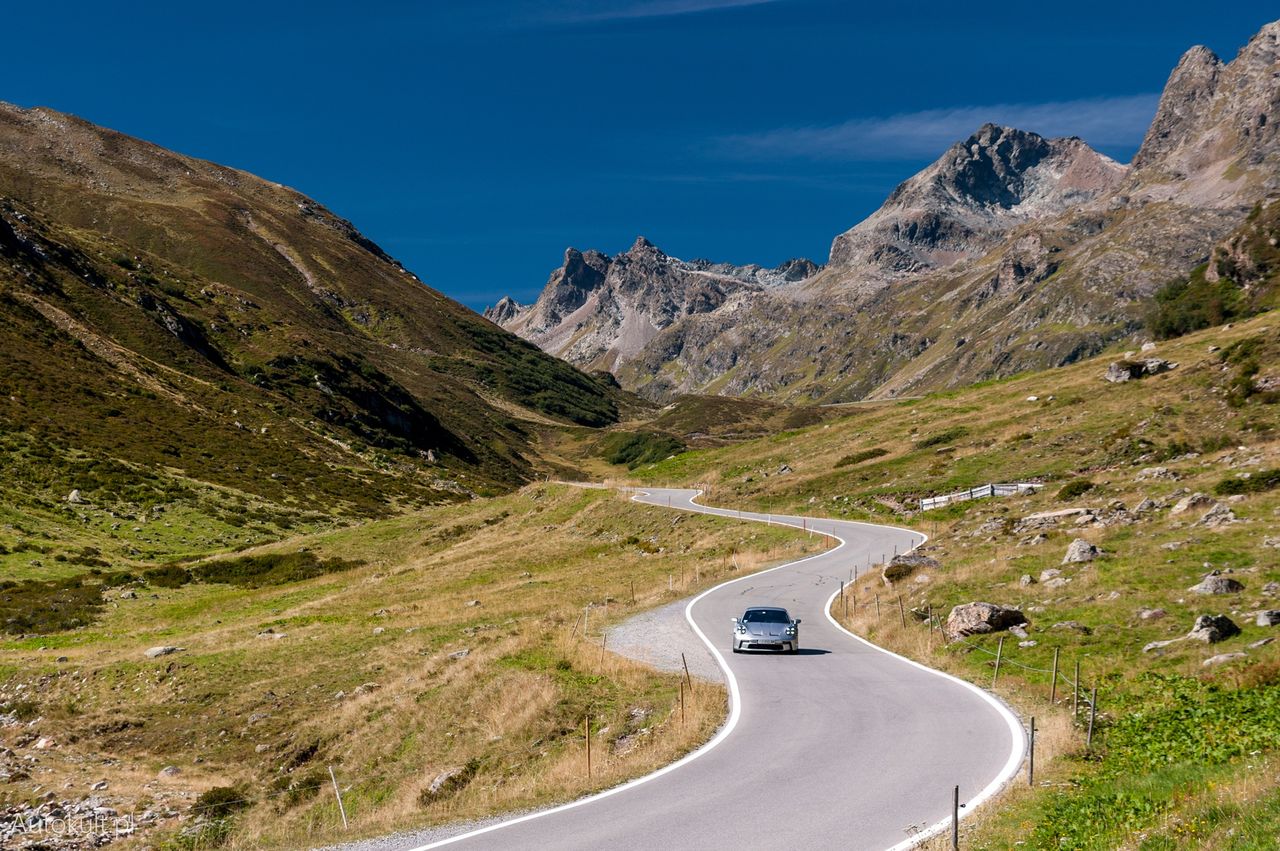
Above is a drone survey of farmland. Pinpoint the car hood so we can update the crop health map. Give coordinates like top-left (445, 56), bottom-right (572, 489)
top-left (743, 622), bottom-right (792, 636)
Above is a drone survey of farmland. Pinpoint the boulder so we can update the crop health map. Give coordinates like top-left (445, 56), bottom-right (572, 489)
top-left (1170, 493), bottom-right (1215, 515)
top-left (1256, 610), bottom-right (1280, 627)
top-left (158, 766), bottom-right (181, 778)
top-left (1019, 574), bottom-right (1035, 587)
top-left (1051, 621), bottom-right (1092, 635)
top-left (944, 602), bottom-right (1026, 640)
top-left (1104, 358), bottom-right (1177, 383)
top-left (1143, 638), bottom-right (1182, 653)
top-left (1186, 614), bottom-right (1241, 643)
top-left (1063, 539), bottom-right (1101, 564)
top-left (67, 489), bottom-right (84, 504)
top-left (1188, 571), bottom-right (1244, 595)
top-left (1039, 568), bottom-right (1062, 583)
top-left (144, 646), bottom-right (183, 659)
top-left (1133, 498), bottom-right (1160, 514)
top-left (1137, 607), bottom-right (1167, 621)
top-left (882, 552), bottom-right (941, 584)
top-left (1136, 467), bottom-right (1179, 481)
top-left (447, 648), bottom-right (471, 660)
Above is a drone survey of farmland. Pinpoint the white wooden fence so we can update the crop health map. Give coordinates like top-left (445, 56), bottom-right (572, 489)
top-left (920, 483), bottom-right (1043, 511)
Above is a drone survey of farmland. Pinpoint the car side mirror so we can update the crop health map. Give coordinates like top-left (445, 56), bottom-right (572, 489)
top-left (794, 619), bottom-right (802, 624)
top-left (731, 617), bottom-right (739, 623)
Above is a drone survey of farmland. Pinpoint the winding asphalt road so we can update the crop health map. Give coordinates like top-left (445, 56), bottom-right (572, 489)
top-left (411, 488), bottom-right (1023, 850)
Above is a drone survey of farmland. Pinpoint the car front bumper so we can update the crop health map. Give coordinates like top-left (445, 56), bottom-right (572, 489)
top-left (735, 637), bottom-right (797, 651)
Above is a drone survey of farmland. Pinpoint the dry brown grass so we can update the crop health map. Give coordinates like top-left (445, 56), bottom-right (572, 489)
top-left (0, 483), bottom-right (818, 850)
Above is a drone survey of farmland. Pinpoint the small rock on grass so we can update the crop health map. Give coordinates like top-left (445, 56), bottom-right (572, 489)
top-left (1189, 572), bottom-right (1245, 595)
top-left (1063, 539), bottom-right (1100, 564)
top-left (1203, 652), bottom-right (1248, 667)
top-left (145, 646), bottom-right (183, 659)
top-left (1138, 608), bottom-right (1167, 620)
top-left (1256, 610), bottom-right (1280, 627)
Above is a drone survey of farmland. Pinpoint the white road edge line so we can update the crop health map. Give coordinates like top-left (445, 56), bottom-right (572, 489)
top-left (404, 488), bottom-right (1023, 850)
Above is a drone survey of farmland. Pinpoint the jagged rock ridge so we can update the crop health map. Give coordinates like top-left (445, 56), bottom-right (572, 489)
top-left (484, 237), bottom-right (819, 372)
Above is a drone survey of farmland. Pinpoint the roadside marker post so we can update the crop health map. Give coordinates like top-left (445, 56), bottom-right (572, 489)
top-left (992, 636), bottom-right (1005, 688)
top-left (585, 715), bottom-right (592, 779)
top-left (875, 594), bottom-right (881, 623)
top-left (681, 652), bottom-right (693, 688)
top-left (1050, 648), bottom-right (1060, 705)
top-left (897, 595), bottom-right (906, 629)
top-left (951, 784), bottom-right (960, 850)
top-left (1073, 660), bottom-right (1081, 717)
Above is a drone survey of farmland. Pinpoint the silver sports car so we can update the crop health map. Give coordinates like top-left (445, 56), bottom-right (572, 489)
top-left (731, 606), bottom-right (801, 653)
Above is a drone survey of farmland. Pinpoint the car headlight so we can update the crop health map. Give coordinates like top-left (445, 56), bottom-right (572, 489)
top-left (736, 624), bottom-right (748, 633)
top-left (784, 626), bottom-right (797, 635)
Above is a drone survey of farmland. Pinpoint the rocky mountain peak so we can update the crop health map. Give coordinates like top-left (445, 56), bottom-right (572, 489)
top-left (826, 124), bottom-right (1125, 286)
top-left (1131, 46), bottom-right (1223, 171)
top-left (1129, 18), bottom-right (1278, 196)
top-left (483, 295), bottom-right (524, 325)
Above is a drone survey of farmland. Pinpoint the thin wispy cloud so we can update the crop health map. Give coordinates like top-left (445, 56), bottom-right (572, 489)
top-left (537, 0), bottom-right (783, 24)
top-left (717, 93), bottom-right (1161, 162)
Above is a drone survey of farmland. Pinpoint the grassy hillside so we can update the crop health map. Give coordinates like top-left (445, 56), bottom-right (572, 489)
top-left (604, 310), bottom-right (1280, 848)
top-left (0, 484), bottom-right (819, 849)
top-left (0, 102), bottom-right (633, 575)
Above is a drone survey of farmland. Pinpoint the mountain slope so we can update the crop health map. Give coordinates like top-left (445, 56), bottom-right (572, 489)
top-left (0, 102), bottom-right (627, 562)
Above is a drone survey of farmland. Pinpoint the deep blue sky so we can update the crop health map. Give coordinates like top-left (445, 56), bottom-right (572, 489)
top-left (6, 2), bottom-right (1275, 310)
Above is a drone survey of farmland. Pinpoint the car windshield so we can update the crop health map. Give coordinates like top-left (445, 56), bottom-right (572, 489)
top-left (743, 609), bottom-right (790, 623)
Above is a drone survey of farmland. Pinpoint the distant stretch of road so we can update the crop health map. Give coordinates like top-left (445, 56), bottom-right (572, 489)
top-left (410, 488), bottom-right (1024, 850)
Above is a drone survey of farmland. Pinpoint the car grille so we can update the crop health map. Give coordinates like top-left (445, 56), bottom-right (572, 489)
top-left (747, 642), bottom-right (786, 651)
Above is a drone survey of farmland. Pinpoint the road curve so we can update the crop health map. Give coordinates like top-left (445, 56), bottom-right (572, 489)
top-left (408, 488), bottom-right (1024, 850)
